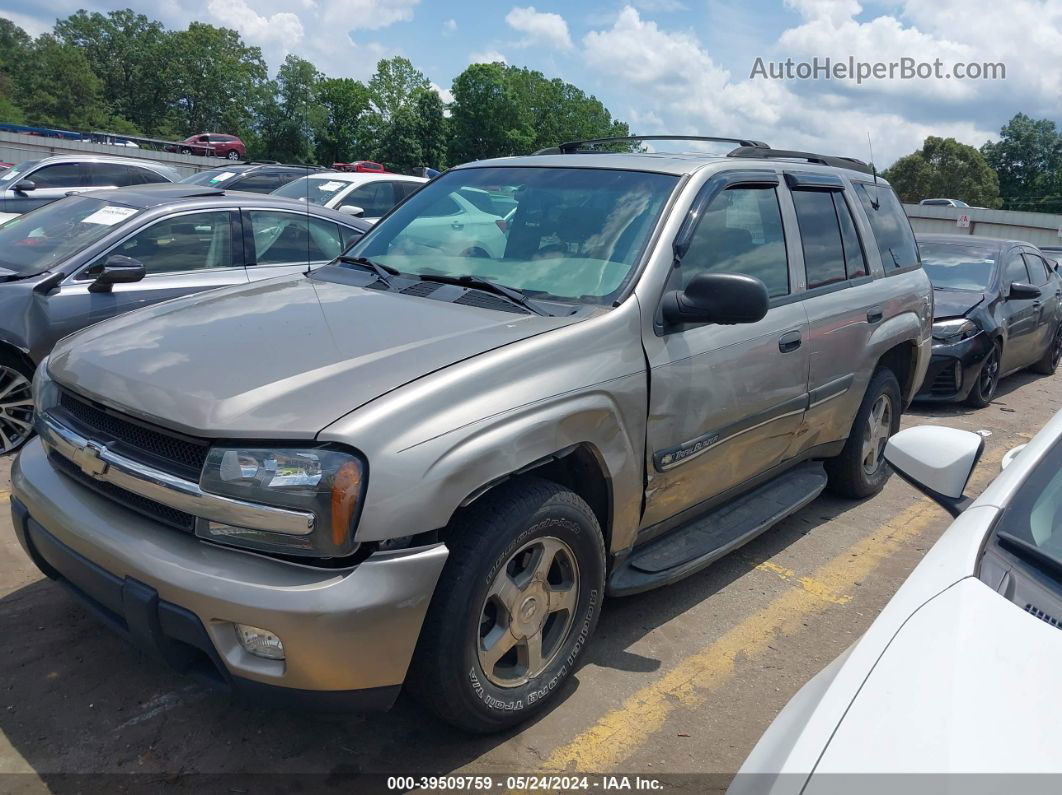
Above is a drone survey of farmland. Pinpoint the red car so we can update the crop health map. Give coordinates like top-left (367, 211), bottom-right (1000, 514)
top-left (169, 133), bottom-right (246, 161)
top-left (332, 160), bottom-right (387, 173)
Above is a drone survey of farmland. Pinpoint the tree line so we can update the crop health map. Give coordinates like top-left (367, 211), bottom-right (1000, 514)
top-left (0, 10), bottom-right (629, 172)
top-left (884, 114), bottom-right (1062, 213)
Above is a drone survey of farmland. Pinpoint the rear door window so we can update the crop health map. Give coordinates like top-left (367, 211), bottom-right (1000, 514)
top-left (854, 184), bottom-right (919, 272)
top-left (792, 190), bottom-right (846, 289)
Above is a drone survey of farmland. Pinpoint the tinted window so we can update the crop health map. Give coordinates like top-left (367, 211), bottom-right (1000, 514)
top-left (248, 211), bottom-right (343, 264)
top-left (682, 185), bottom-right (789, 298)
top-left (343, 181), bottom-right (396, 217)
top-left (132, 167), bottom-right (169, 185)
top-left (993, 439), bottom-right (1062, 582)
top-left (1023, 253), bottom-right (1050, 286)
top-left (234, 172), bottom-right (288, 193)
top-left (792, 190), bottom-right (846, 289)
top-left (272, 176), bottom-right (350, 206)
top-left (854, 184), bottom-right (919, 271)
top-left (835, 193), bottom-right (867, 278)
top-left (919, 242), bottom-right (997, 291)
top-left (110, 211), bottom-right (233, 274)
top-left (28, 163), bottom-right (81, 188)
top-left (1005, 253), bottom-right (1031, 286)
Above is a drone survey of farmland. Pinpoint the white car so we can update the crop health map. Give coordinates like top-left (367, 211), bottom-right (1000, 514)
top-left (731, 410), bottom-right (1062, 794)
top-left (270, 172), bottom-right (427, 222)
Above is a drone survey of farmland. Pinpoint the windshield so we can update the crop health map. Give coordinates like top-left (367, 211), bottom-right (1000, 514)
top-left (996, 439), bottom-right (1062, 581)
top-left (919, 242), bottom-right (997, 291)
top-left (181, 169), bottom-right (242, 186)
top-left (0, 160), bottom-right (39, 185)
top-left (348, 167), bottom-right (678, 304)
top-left (0, 196), bottom-right (140, 276)
top-left (272, 176), bottom-right (350, 205)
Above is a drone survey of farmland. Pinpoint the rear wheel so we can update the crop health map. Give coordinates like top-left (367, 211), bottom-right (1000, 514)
top-left (965, 341), bottom-right (1001, 407)
top-left (1030, 325), bottom-right (1062, 375)
top-left (825, 367), bottom-right (901, 498)
top-left (408, 477), bottom-right (605, 733)
top-left (0, 351), bottom-right (35, 456)
top-left (226, 149), bottom-right (240, 161)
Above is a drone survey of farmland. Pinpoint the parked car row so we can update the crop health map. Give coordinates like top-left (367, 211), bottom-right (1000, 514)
top-left (2, 135), bottom-right (1059, 740)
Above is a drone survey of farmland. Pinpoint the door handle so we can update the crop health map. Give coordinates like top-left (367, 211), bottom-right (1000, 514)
top-left (778, 331), bottom-right (802, 353)
top-left (451, 221), bottom-right (464, 230)
top-left (866, 307), bottom-right (884, 324)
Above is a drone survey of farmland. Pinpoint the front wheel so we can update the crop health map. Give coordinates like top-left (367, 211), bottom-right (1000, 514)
top-left (1030, 325), bottom-right (1062, 375)
top-left (825, 367), bottom-right (901, 498)
top-left (226, 149), bottom-right (240, 161)
top-left (408, 477), bottom-right (605, 733)
top-left (965, 341), bottom-right (1001, 407)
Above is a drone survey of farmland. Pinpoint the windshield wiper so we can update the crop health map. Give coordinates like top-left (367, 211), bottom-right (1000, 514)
top-left (417, 273), bottom-right (547, 316)
top-left (336, 255), bottom-right (400, 286)
top-left (998, 531), bottom-right (1062, 582)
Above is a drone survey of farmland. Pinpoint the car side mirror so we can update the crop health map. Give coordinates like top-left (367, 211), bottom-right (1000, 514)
top-left (338, 205), bottom-right (365, 217)
top-left (661, 272), bottom-right (769, 327)
top-left (884, 425), bottom-right (985, 517)
top-left (13, 179), bottom-right (35, 193)
top-left (1009, 282), bottom-right (1042, 300)
top-left (88, 254), bottom-right (146, 293)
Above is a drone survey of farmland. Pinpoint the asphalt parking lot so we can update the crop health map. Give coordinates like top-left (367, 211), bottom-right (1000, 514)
top-left (1, 369), bottom-right (1059, 793)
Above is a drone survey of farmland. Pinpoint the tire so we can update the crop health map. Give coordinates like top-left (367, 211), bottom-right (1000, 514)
top-left (965, 341), bottom-right (1001, 407)
top-left (0, 350), bottom-right (36, 456)
top-left (1030, 325), bottom-right (1062, 375)
top-left (825, 367), bottom-right (902, 499)
top-left (226, 149), bottom-right (240, 161)
top-left (408, 477), bottom-right (605, 733)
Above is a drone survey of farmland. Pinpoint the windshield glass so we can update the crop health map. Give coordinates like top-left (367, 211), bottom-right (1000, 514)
top-left (272, 176), bottom-right (350, 205)
top-left (181, 169), bottom-right (241, 186)
top-left (996, 439), bottom-right (1062, 578)
top-left (919, 242), bottom-right (997, 291)
top-left (348, 167), bottom-right (678, 304)
top-left (0, 160), bottom-right (39, 185)
top-left (0, 196), bottom-right (140, 276)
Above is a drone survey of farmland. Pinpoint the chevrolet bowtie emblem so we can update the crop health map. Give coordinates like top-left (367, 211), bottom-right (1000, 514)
top-left (72, 442), bottom-right (109, 478)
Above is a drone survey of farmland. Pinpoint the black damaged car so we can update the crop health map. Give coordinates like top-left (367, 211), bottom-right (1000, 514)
top-left (915, 234), bottom-right (1062, 407)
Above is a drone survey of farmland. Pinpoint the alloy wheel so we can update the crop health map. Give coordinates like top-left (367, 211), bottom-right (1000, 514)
top-left (478, 535), bottom-right (580, 687)
top-left (860, 394), bottom-right (893, 476)
top-left (0, 365), bottom-right (34, 455)
top-left (1052, 329), bottom-right (1062, 368)
top-left (980, 348), bottom-right (1000, 400)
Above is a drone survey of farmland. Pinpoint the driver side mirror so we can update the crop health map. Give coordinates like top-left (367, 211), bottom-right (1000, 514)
top-left (1008, 282), bottom-right (1042, 300)
top-left (884, 425), bottom-right (985, 517)
top-left (13, 179), bottom-right (35, 193)
top-left (338, 205), bottom-right (365, 217)
top-left (661, 272), bottom-right (769, 327)
top-left (88, 254), bottom-right (146, 293)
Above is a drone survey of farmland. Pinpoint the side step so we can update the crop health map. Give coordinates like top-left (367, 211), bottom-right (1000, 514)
top-left (608, 462), bottom-right (828, 596)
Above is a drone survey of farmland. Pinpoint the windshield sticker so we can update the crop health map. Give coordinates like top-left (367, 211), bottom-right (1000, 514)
top-left (209, 171), bottom-right (235, 183)
top-left (318, 181), bottom-right (344, 191)
top-left (82, 206), bottom-right (138, 226)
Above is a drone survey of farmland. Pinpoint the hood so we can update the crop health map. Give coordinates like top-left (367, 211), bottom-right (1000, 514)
top-left (48, 275), bottom-right (579, 437)
top-left (807, 577), bottom-right (1062, 781)
top-left (932, 288), bottom-right (984, 320)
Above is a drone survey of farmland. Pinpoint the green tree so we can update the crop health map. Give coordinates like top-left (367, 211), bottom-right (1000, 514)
top-left (883, 136), bottom-right (1002, 208)
top-left (55, 10), bottom-right (170, 134)
top-left (313, 78), bottom-right (372, 164)
top-left (981, 114), bottom-right (1062, 212)
top-left (0, 19), bottom-right (31, 121)
top-left (374, 106), bottom-right (423, 173)
top-left (258, 54), bottom-right (322, 162)
top-left (14, 35), bottom-right (110, 129)
top-left (413, 87), bottom-right (447, 169)
top-left (166, 22), bottom-right (268, 137)
top-left (368, 56), bottom-right (431, 121)
top-left (448, 62), bottom-right (529, 164)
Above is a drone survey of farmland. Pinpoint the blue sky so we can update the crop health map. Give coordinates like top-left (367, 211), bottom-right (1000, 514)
top-left (3, 0), bottom-right (1060, 166)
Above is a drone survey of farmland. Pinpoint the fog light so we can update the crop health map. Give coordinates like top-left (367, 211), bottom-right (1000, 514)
top-left (235, 624), bottom-right (285, 660)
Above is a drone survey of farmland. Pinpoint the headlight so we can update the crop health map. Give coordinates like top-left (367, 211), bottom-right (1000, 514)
top-left (31, 357), bottom-right (59, 416)
top-left (932, 318), bottom-right (978, 345)
top-left (197, 445), bottom-right (366, 558)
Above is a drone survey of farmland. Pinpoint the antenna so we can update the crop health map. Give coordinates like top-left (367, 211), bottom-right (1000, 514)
top-left (867, 132), bottom-right (880, 209)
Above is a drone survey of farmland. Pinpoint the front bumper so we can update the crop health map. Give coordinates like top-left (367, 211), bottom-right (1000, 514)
top-left (11, 437), bottom-right (448, 708)
top-left (914, 332), bottom-right (993, 402)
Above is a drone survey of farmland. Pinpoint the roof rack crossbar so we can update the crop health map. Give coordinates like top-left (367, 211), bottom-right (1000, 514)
top-left (727, 146), bottom-right (873, 175)
top-left (536, 135), bottom-right (770, 155)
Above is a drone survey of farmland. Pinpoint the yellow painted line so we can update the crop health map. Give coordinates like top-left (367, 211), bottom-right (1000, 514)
top-left (0, 489), bottom-right (9, 503)
top-left (755, 560), bottom-right (852, 605)
top-left (541, 448), bottom-right (1005, 773)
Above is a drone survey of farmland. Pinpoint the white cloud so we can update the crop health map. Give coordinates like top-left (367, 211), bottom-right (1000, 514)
top-left (321, 0), bottom-right (420, 31)
top-left (629, 0), bottom-right (687, 10)
top-left (431, 81), bottom-right (454, 105)
top-left (207, 0), bottom-right (305, 53)
top-left (0, 10), bottom-right (51, 36)
top-left (505, 6), bottom-right (573, 50)
top-left (470, 49), bottom-right (508, 64)
top-left (443, 18), bottom-right (457, 34)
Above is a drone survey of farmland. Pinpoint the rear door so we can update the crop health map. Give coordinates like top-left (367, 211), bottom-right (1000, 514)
top-left (1001, 249), bottom-right (1039, 371)
top-left (1023, 250), bottom-right (1060, 357)
top-left (642, 173), bottom-right (810, 527)
top-left (785, 173), bottom-right (878, 451)
top-left (243, 208), bottom-right (347, 280)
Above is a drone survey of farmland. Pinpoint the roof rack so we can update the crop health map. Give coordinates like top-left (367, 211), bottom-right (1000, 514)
top-left (536, 135), bottom-right (770, 155)
top-left (727, 146), bottom-right (873, 175)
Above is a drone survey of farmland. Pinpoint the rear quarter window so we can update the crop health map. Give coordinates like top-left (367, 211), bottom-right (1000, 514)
top-left (854, 183), bottom-right (920, 273)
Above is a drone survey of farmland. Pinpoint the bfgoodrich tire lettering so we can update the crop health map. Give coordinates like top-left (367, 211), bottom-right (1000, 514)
top-left (408, 477), bottom-right (605, 733)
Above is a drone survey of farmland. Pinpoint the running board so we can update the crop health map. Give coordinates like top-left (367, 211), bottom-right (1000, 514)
top-left (608, 462), bottom-right (828, 596)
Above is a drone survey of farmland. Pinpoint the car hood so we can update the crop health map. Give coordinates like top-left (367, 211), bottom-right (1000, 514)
top-left (932, 288), bottom-right (984, 320)
top-left (806, 577), bottom-right (1062, 783)
top-left (48, 274), bottom-right (579, 437)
